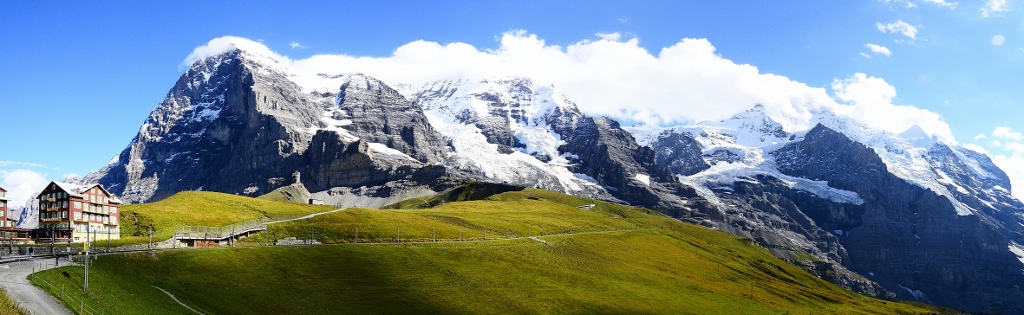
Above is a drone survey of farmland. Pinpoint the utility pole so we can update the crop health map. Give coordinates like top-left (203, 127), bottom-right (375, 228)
top-left (51, 226), bottom-right (56, 266)
top-left (84, 223), bottom-right (90, 291)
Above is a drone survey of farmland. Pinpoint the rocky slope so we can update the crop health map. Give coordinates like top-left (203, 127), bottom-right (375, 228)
top-left (635, 106), bottom-right (1024, 313)
top-left (82, 49), bottom-right (451, 205)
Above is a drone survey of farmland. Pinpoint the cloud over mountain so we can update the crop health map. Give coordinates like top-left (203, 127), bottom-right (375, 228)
top-left (185, 32), bottom-right (957, 142)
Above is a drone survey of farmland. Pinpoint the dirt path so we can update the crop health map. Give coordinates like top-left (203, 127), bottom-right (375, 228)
top-left (0, 258), bottom-right (73, 315)
top-left (267, 208), bottom-right (347, 225)
top-left (154, 286), bottom-right (205, 315)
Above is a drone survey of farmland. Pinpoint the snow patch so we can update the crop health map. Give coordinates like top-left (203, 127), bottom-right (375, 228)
top-left (899, 285), bottom-right (927, 300)
top-left (368, 143), bottom-right (417, 161)
top-left (634, 174), bottom-right (651, 186)
top-left (1009, 242), bottom-right (1024, 265)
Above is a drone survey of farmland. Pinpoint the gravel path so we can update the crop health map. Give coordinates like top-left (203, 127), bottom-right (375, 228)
top-left (0, 257), bottom-right (73, 315)
top-left (154, 285), bottom-right (205, 315)
top-left (267, 208), bottom-right (347, 225)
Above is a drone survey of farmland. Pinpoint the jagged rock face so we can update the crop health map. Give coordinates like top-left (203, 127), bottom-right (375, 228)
top-left (554, 116), bottom-right (695, 215)
top-left (708, 175), bottom-right (888, 297)
top-left (84, 50), bottom-right (448, 203)
top-left (303, 130), bottom-right (446, 192)
top-left (772, 124), bottom-right (1024, 314)
top-left (336, 75), bottom-right (447, 164)
top-left (650, 130), bottom-right (710, 176)
top-left (85, 50), bottom-right (323, 202)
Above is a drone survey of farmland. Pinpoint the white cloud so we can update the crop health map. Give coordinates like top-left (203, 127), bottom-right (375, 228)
top-left (184, 33), bottom-right (957, 142)
top-left (860, 52), bottom-right (873, 59)
top-left (289, 41), bottom-right (307, 50)
top-left (876, 20), bottom-right (918, 40)
top-left (982, 0), bottom-right (1008, 17)
top-left (993, 126), bottom-right (1023, 140)
top-left (879, 0), bottom-right (918, 8)
top-left (830, 73), bottom-right (954, 141)
top-left (1005, 142), bottom-right (1024, 155)
top-left (975, 133), bottom-right (988, 140)
top-left (0, 161), bottom-right (45, 168)
top-left (987, 125), bottom-right (1024, 199)
top-left (992, 154), bottom-right (1024, 197)
top-left (181, 36), bottom-right (282, 69)
top-left (596, 32), bottom-right (622, 41)
top-left (921, 0), bottom-right (958, 8)
top-left (865, 43), bottom-right (893, 56)
top-left (992, 35), bottom-right (1006, 46)
top-left (0, 169), bottom-right (47, 209)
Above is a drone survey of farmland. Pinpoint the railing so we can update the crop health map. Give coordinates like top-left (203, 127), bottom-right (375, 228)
top-left (173, 218), bottom-right (268, 240)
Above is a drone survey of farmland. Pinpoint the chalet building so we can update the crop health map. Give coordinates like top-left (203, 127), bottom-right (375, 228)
top-left (36, 181), bottom-right (121, 242)
top-left (0, 187), bottom-right (30, 243)
top-left (0, 187), bottom-right (9, 228)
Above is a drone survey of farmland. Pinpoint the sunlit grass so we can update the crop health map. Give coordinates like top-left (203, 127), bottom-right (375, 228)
top-left (31, 188), bottom-right (943, 314)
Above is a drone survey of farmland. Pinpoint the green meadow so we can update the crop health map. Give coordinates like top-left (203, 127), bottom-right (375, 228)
top-left (30, 187), bottom-right (942, 314)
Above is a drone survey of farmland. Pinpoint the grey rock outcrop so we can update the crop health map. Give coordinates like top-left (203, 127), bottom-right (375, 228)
top-left (84, 49), bottom-right (448, 203)
top-left (770, 124), bottom-right (1024, 313)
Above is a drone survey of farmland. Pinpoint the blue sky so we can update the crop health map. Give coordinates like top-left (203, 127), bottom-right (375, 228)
top-left (2, 0), bottom-right (1023, 204)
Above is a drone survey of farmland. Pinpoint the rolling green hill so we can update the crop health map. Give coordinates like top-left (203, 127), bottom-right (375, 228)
top-left (116, 191), bottom-right (333, 245)
top-left (31, 188), bottom-right (944, 314)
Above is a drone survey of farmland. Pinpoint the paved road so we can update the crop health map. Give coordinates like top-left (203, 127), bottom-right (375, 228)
top-left (0, 257), bottom-right (73, 315)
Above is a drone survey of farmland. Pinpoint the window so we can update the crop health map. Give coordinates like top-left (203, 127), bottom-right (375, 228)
top-left (74, 202), bottom-right (80, 209)
top-left (110, 207), bottom-right (117, 214)
top-left (74, 212), bottom-right (81, 220)
top-left (110, 217), bottom-right (117, 225)
top-left (62, 211), bottom-right (67, 219)
top-left (0, 210), bottom-right (4, 217)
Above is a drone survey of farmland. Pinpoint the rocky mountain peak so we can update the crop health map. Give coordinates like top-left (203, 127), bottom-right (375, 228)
top-left (338, 73), bottom-right (406, 105)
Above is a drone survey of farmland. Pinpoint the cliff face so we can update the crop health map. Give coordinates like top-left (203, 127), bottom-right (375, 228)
top-left (771, 124), bottom-right (1024, 313)
top-left (84, 50), bottom-right (448, 203)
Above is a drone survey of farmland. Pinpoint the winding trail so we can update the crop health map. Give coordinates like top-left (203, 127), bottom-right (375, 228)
top-left (0, 257), bottom-right (73, 315)
top-left (154, 285), bottom-right (205, 315)
top-left (267, 208), bottom-right (347, 225)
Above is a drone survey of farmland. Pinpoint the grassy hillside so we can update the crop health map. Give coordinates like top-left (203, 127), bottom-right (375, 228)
top-left (32, 188), bottom-right (941, 314)
top-left (0, 289), bottom-right (27, 315)
top-left (384, 182), bottom-right (525, 209)
top-left (117, 191), bottom-right (333, 245)
top-left (256, 183), bottom-right (311, 204)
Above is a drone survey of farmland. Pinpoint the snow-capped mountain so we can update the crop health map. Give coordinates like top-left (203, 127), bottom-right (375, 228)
top-left (77, 40), bottom-right (1024, 313)
top-left (632, 104), bottom-right (1024, 313)
top-left (82, 48), bottom-right (452, 206)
